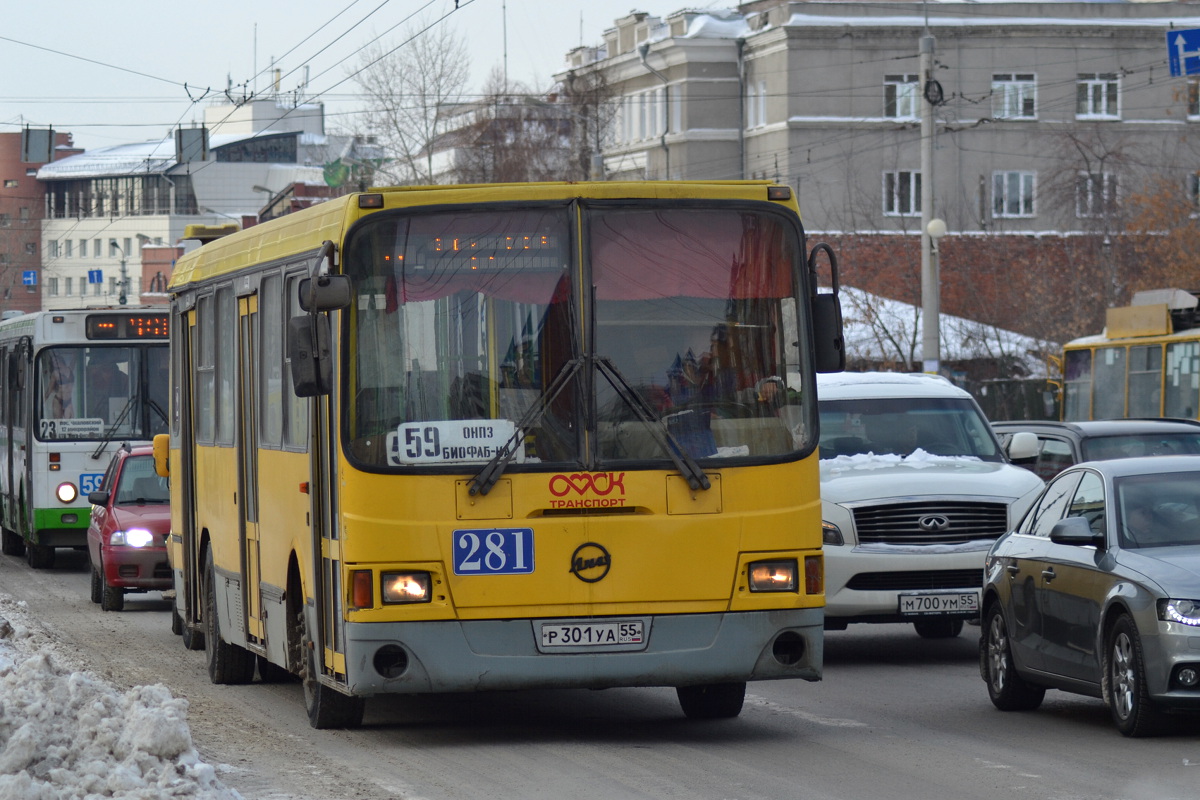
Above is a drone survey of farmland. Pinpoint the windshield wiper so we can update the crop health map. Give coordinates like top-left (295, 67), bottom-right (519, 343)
top-left (595, 356), bottom-right (710, 491)
top-left (469, 358), bottom-right (582, 497)
top-left (90, 395), bottom-right (136, 460)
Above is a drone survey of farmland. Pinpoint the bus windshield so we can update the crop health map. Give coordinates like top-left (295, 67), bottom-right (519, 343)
top-left (38, 345), bottom-right (169, 441)
top-left (343, 203), bottom-right (813, 470)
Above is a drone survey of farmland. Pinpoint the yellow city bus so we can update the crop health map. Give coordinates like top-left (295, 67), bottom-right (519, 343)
top-left (1062, 289), bottom-right (1200, 420)
top-left (159, 181), bottom-right (844, 728)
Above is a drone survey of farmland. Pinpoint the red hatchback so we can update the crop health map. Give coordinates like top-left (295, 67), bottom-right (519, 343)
top-left (87, 444), bottom-right (171, 611)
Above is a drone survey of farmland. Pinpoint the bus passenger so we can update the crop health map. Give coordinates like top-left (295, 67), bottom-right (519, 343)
top-left (44, 351), bottom-right (76, 418)
top-left (86, 350), bottom-right (130, 421)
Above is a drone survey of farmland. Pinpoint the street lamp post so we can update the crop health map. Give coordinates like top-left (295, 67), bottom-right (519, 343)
top-left (109, 240), bottom-right (129, 305)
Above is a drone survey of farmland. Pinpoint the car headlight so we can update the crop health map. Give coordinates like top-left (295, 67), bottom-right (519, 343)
top-left (111, 528), bottom-right (154, 548)
top-left (380, 571), bottom-right (431, 604)
top-left (748, 559), bottom-right (797, 592)
top-left (1160, 599), bottom-right (1200, 626)
top-left (822, 521), bottom-right (844, 546)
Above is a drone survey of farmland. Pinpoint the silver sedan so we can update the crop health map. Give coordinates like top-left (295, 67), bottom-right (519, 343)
top-left (980, 455), bottom-right (1200, 736)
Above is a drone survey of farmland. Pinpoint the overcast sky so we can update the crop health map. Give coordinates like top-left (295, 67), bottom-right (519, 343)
top-left (0, 0), bottom-right (700, 152)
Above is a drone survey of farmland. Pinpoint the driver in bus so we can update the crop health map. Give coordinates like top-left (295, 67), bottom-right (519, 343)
top-left (86, 349), bottom-right (130, 421)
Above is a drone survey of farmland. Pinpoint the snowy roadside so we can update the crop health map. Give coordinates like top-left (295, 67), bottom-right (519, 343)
top-left (0, 592), bottom-right (242, 800)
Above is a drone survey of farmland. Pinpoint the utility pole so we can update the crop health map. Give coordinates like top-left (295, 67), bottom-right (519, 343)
top-left (919, 32), bottom-right (941, 375)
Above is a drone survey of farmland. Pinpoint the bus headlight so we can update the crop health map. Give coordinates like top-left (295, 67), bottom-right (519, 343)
top-left (748, 559), bottom-right (797, 592)
top-left (56, 482), bottom-right (77, 503)
top-left (111, 528), bottom-right (154, 548)
top-left (381, 571), bottom-right (431, 604)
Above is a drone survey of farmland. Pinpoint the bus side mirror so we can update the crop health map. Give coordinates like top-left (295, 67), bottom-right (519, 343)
top-left (153, 433), bottom-right (170, 477)
top-left (812, 293), bottom-right (846, 373)
top-left (298, 275), bottom-right (352, 312)
top-left (287, 314), bottom-right (333, 397)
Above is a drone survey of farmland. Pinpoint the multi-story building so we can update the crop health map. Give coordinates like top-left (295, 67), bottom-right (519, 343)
top-left (0, 131), bottom-right (81, 315)
top-left (561, 2), bottom-right (1200, 345)
top-left (36, 97), bottom-right (377, 309)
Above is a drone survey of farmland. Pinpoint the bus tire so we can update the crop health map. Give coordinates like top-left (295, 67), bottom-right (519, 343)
top-left (1, 528), bottom-right (23, 557)
top-left (203, 550), bottom-right (255, 685)
top-left (26, 542), bottom-right (54, 569)
top-left (676, 682), bottom-right (746, 719)
top-left (302, 617), bottom-right (365, 729)
top-left (182, 621), bottom-right (205, 651)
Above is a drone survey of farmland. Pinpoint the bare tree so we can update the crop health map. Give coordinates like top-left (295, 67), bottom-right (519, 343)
top-left (351, 20), bottom-right (469, 185)
top-left (559, 67), bottom-right (617, 181)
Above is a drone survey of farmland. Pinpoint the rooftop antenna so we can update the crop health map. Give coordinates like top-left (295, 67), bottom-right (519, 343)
top-left (503, 0), bottom-right (508, 90)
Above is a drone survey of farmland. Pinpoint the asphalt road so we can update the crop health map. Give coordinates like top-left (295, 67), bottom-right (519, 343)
top-left (4, 547), bottom-right (1200, 800)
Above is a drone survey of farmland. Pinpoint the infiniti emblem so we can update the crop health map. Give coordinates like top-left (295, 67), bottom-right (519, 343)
top-left (918, 514), bottom-right (951, 532)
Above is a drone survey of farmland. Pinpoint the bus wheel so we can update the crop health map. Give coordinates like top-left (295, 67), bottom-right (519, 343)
top-left (182, 620), bottom-right (205, 651)
top-left (301, 618), bottom-right (365, 729)
top-left (676, 682), bottom-right (746, 719)
top-left (26, 542), bottom-right (54, 569)
top-left (0, 528), bottom-right (24, 557)
top-left (202, 550), bottom-right (255, 685)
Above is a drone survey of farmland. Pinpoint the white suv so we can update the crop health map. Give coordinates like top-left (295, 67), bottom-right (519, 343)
top-left (817, 372), bottom-right (1042, 638)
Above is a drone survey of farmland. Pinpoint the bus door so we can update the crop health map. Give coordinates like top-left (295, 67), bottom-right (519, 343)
top-left (179, 308), bottom-right (203, 637)
top-left (238, 294), bottom-right (264, 643)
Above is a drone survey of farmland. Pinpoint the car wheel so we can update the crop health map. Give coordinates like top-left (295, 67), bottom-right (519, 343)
top-left (101, 580), bottom-right (124, 612)
top-left (982, 602), bottom-right (1045, 711)
top-left (1, 528), bottom-right (24, 557)
top-left (202, 549), bottom-right (256, 685)
top-left (676, 682), bottom-right (746, 719)
top-left (89, 564), bottom-right (103, 604)
top-left (1106, 614), bottom-right (1167, 737)
top-left (301, 610), bottom-right (365, 729)
top-left (914, 618), bottom-right (964, 639)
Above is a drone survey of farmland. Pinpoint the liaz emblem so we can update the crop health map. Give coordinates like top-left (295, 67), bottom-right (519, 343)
top-left (569, 542), bottom-right (611, 583)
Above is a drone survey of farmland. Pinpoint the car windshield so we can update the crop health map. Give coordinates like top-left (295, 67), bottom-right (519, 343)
top-left (818, 397), bottom-right (1003, 461)
top-left (1081, 433), bottom-right (1200, 462)
top-left (1116, 471), bottom-right (1200, 549)
top-left (115, 456), bottom-right (169, 505)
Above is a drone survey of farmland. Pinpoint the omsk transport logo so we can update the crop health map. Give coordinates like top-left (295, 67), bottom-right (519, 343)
top-left (547, 472), bottom-right (626, 509)
top-left (569, 542), bottom-right (611, 583)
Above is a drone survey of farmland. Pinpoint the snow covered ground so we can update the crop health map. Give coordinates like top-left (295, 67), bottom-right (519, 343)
top-left (0, 592), bottom-right (241, 800)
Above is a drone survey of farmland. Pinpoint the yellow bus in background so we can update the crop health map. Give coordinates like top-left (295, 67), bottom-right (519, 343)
top-left (1062, 288), bottom-right (1200, 420)
top-left (161, 181), bottom-right (844, 728)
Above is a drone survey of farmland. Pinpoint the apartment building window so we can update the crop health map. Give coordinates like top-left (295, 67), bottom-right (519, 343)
top-left (1189, 78), bottom-right (1200, 118)
top-left (747, 79), bottom-right (767, 128)
top-left (65, 277), bottom-right (72, 296)
top-left (883, 170), bottom-right (921, 216)
top-left (1077, 73), bottom-right (1119, 119)
top-left (79, 239), bottom-right (86, 258)
top-left (0, 214), bottom-right (9, 228)
top-left (109, 278), bottom-right (119, 296)
top-left (994, 171), bottom-right (1035, 217)
top-left (47, 278), bottom-right (58, 297)
top-left (884, 74), bottom-right (919, 120)
top-left (93, 280), bottom-right (101, 296)
top-left (993, 74), bottom-right (1036, 119)
top-left (93, 239), bottom-right (101, 258)
top-left (49, 240), bottom-right (59, 259)
top-left (1190, 172), bottom-right (1200, 210)
top-left (1077, 171), bottom-right (1118, 217)
top-left (24, 242), bottom-right (36, 255)
top-left (64, 240), bottom-right (72, 258)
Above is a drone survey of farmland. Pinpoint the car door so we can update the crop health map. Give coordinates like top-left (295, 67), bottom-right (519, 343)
top-left (996, 471), bottom-right (1081, 672)
top-left (1035, 469), bottom-right (1116, 684)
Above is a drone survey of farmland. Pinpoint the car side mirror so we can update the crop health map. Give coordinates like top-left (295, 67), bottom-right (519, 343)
top-left (88, 490), bottom-right (110, 506)
top-left (1006, 431), bottom-right (1039, 461)
top-left (1049, 515), bottom-right (1104, 548)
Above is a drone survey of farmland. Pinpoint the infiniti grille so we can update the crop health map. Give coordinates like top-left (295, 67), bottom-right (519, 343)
top-left (853, 500), bottom-right (1007, 545)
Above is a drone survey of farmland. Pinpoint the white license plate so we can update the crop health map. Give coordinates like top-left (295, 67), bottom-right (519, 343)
top-left (899, 591), bottom-right (979, 616)
top-left (540, 620), bottom-right (645, 648)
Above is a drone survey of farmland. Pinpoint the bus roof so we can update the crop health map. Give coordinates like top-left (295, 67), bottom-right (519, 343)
top-left (167, 180), bottom-right (798, 293)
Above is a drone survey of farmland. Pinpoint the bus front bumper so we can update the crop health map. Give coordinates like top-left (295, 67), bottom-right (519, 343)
top-left (341, 609), bottom-right (823, 696)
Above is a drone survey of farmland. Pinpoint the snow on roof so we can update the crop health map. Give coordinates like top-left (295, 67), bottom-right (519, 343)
top-left (684, 11), bottom-right (750, 39)
top-left (783, 11), bottom-right (1200, 30)
top-left (36, 128), bottom-right (321, 181)
top-left (838, 285), bottom-right (1054, 373)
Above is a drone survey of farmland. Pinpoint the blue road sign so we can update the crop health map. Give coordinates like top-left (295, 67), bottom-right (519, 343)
top-left (21, 271), bottom-right (36, 286)
top-left (87, 269), bottom-right (103, 284)
top-left (1168, 28), bottom-right (1200, 77)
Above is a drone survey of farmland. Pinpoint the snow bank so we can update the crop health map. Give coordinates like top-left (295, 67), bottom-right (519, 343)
top-left (0, 595), bottom-right (241, 800)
